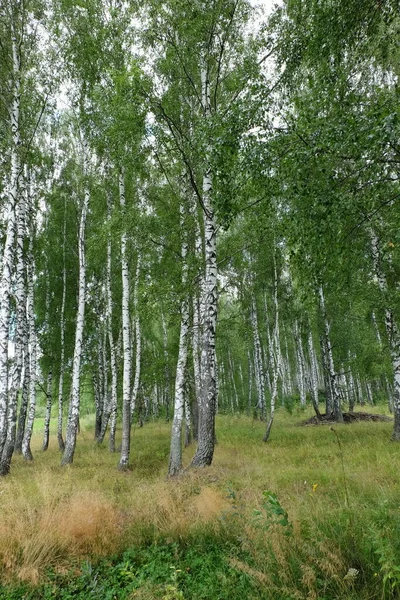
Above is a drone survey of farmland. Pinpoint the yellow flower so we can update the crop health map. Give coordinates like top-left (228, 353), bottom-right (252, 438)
top-left (312, 483), bottom-right (318, 493)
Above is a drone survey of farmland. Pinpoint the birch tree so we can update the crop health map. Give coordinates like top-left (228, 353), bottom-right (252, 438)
top-left (61, 142), bottom-right (90, 466)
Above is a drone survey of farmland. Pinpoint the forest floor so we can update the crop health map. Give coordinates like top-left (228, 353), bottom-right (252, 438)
top-left (301, 411), bottom-right (393, 425)
top-left (0, 405), bottom-right (399, 599)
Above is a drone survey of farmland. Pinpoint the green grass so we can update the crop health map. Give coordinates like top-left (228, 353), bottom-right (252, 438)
top-left (1, 406), bottom-right (400, 599)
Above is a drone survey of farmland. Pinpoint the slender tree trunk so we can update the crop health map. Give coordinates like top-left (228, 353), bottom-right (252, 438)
top-left (190, 193), bottom-right (203, 438)
top-left (98, 193), bottom-right (117, 446)
top-left (118, 168), bottom-right (132, 470)
top-left (168, 202), bottom-right (189, 475)
top-left (15, 345), bottom-right (29, 454)
top-left (247, 350), bottom-right (253, 415)
top-left (161, 312), bottom-right (171, 421)
top-left (42, 371), bottom-right (52, 451)
top-left (56, 199), bottom-right (67, 451)
top-left (228, 350), bottom-right (239, 411)
top-left (61, 169), bottom-right (89, 466)
top-left (251, 296), bottom-right (266, 420)
top-left (0, 162), bottom-right (26, 474)
top-left (190, 65), bottom-right (218, 468)
top-left (22, 226), bottom-right (36, 462)
top-left (264, 261), bottom-right (280, 442)
top-left (308, 331), bottom-right (321, 418)
top-left (319, 286), bottom-right (343, 422)
top-left (130, 256), bottom-right (141, 418)
top-left (0, 31), bottom-right (20, 458)
top-left (294, 320), bottom-right (307, 407)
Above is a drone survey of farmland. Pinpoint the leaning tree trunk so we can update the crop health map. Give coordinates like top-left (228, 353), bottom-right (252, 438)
top-left (61, 176), bottom-right (89, 466)
top-left (370, 228), bottom-right (400, 440)
top-left (118, 168), bottom-right (132, 470)
top-left (0, 31), bottom-right (20, 459)
top-left (169, 201), bottom-right (189, 476)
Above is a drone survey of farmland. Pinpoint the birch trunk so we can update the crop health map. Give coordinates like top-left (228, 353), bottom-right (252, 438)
top-left (0, 164), bottom-right (26, 474)
top-left (22, 228), bottom-right (36, 462)
top-left (190, 192), bottom-right (203, 437)
top-left (263, 261), bottom-right (280, 442)
top-left (319, 286), bottom-right (343, 421)
top-left (42, 371), bottom-right (52, 451)
top-left (15, 346), bottom-right (29, 454)
top-left (228, 350), bottom-right (239, 411)
top-left (0, 31), bottom-right (20, 458)
top-left (130, 256), bottom-right (141, 418)
top-left (94, 330), bottom-right (105, 440)
top-left (370, 228), bottom-right (400, 439)
top-left (294, 320), bottom-right (307, 407)
top-left (251, 297), bottom-right (266, 420)
top-left (109, 325), bottom-right (122, 452)
top-left (308, 331), bottom-right (321, 418)
top-left (118, 168), bottom-right (132, 470)
top-left (161, 312), bottom-right (171, 421)
top-left (346, 356), bottom-right (356, 412)
top-left (98, 193), bottom-right (117, 446)
top-left (57, 200), bottom-right (67, 451)
top-left (168, 201), bottom-right (189, 475)
top-left (247, 350), bottom-right (253, 415)
top-left (190, 64), bottom-right (218, 468)
top-left (61, 176), bottom-right (89, 465)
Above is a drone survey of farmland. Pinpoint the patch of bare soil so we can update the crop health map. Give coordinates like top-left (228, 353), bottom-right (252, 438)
top-left (300, 411), bottom-right (393, 426)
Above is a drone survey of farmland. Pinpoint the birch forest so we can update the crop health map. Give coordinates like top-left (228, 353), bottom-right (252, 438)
top-left (1, 0), bottom-right (400, 598)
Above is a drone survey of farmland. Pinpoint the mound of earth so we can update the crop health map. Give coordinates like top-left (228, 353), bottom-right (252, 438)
top-left (301, 411), bottom-right (393, 426)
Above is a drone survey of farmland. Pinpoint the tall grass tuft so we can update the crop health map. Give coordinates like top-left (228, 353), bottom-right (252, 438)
top-left (0, 407), bottom-right (399, 599)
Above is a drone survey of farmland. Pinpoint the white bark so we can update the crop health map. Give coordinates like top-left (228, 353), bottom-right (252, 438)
top-left (191, 198), bottom-right (203, 436)
top-left (228, 350), bottom-right (239, 411)
top-left (161, 312), bottom-right (171, 420)
top-left (61, 165), bottom-right (89, 465)
top-left (57, 200), bottom-right (67, 451)
top-left (169, 199), bottom-right (190, 475)
top-left (251, 297), bottom-right (266, 420)
top-left (264, 262), bottom-right (280, 442)
top-left (42, 371), bottom-right (52, 451)
top-left (98, 193), bottom-right (117, 447)
top-left (294, 321), bottom-right (307, 407)
top-left (247, 349), bottom-right (253, 415)
top-left (118, 168), bottom-right (132, 470)
top-left (22, 228), bottom-right (36, 462)
top-left (319, 286), bottom-right (343, 421)
top-left (0, 30), bottom-right (21, 457)
top-left (190, 64), bottom-right (218, 468)
top-left (308, 331), bottom-right (321, 418)
top-left (130, 256), bottom-right (141, 418)
top-left (0, 163), bottom-right (26, 473)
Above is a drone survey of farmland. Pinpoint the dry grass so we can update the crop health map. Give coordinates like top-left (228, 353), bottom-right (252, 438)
top-left (0, 405), bottom-right (399, 594)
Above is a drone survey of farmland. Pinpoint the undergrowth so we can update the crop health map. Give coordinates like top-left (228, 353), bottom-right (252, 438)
top-left (0, 407), bottom-right (399, 599)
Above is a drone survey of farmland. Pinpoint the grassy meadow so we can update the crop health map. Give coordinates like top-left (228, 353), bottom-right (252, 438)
top-left (1, 406), bottom-right (400, 599)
